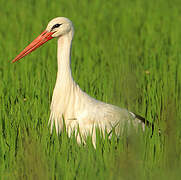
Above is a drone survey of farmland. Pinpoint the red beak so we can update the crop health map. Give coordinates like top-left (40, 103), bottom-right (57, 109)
top-left (12, 30), bottom-right (54, 63)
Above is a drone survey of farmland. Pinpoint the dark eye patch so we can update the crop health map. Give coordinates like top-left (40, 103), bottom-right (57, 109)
top-left (51, 23), bottom-right (62, 31)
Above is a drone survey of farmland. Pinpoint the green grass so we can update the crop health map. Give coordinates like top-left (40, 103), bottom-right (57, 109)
top-left (1, 0), bottom-right (181, 179)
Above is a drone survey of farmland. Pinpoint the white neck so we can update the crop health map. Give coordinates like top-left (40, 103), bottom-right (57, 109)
top-left (51, 31), bottom-right (80, 112)
top-left (56, 31), bottom-right (74, 87)
top-left (50, 31), bottom-right (77, 132)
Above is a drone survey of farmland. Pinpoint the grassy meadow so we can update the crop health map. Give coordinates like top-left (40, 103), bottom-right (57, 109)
top-left (1, 0), bottom-right (181, 179)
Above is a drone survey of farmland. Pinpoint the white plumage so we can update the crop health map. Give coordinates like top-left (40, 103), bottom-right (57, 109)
top-left (12, 17), bottom-right (145, 147)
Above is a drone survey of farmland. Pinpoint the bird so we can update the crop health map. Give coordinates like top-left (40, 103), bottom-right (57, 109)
top-left (12, 17), bottom-right (150, 147)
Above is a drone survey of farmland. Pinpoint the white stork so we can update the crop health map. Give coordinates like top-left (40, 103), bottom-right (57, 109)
top-left (12, 17), bottom-right (148, 147)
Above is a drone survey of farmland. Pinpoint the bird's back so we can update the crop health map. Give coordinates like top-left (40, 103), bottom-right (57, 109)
top-left (50, 83), bottom-right (145, 147)
top-left (71, 91), bottom-right (145, 146)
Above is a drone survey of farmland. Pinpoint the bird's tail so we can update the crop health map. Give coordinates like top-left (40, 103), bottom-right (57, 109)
top-left (132, 113), bottom-right (155, 136)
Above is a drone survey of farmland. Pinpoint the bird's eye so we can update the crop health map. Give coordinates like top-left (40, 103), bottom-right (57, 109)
top-left (51, 23), bottom-right (62, 31)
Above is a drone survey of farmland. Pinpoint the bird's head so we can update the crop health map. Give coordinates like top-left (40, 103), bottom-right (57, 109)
top-left (12, 17), bottom-right (73, 63)
top-left (46, 17), bottom-right (74, 38)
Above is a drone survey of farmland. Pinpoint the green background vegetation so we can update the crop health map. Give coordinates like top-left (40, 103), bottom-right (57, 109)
top-left (0, 0), bottom-right (181, 179)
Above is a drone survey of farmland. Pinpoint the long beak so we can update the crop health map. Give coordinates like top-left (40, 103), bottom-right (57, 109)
top-left (12, 30), bottom-right (54, 63)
